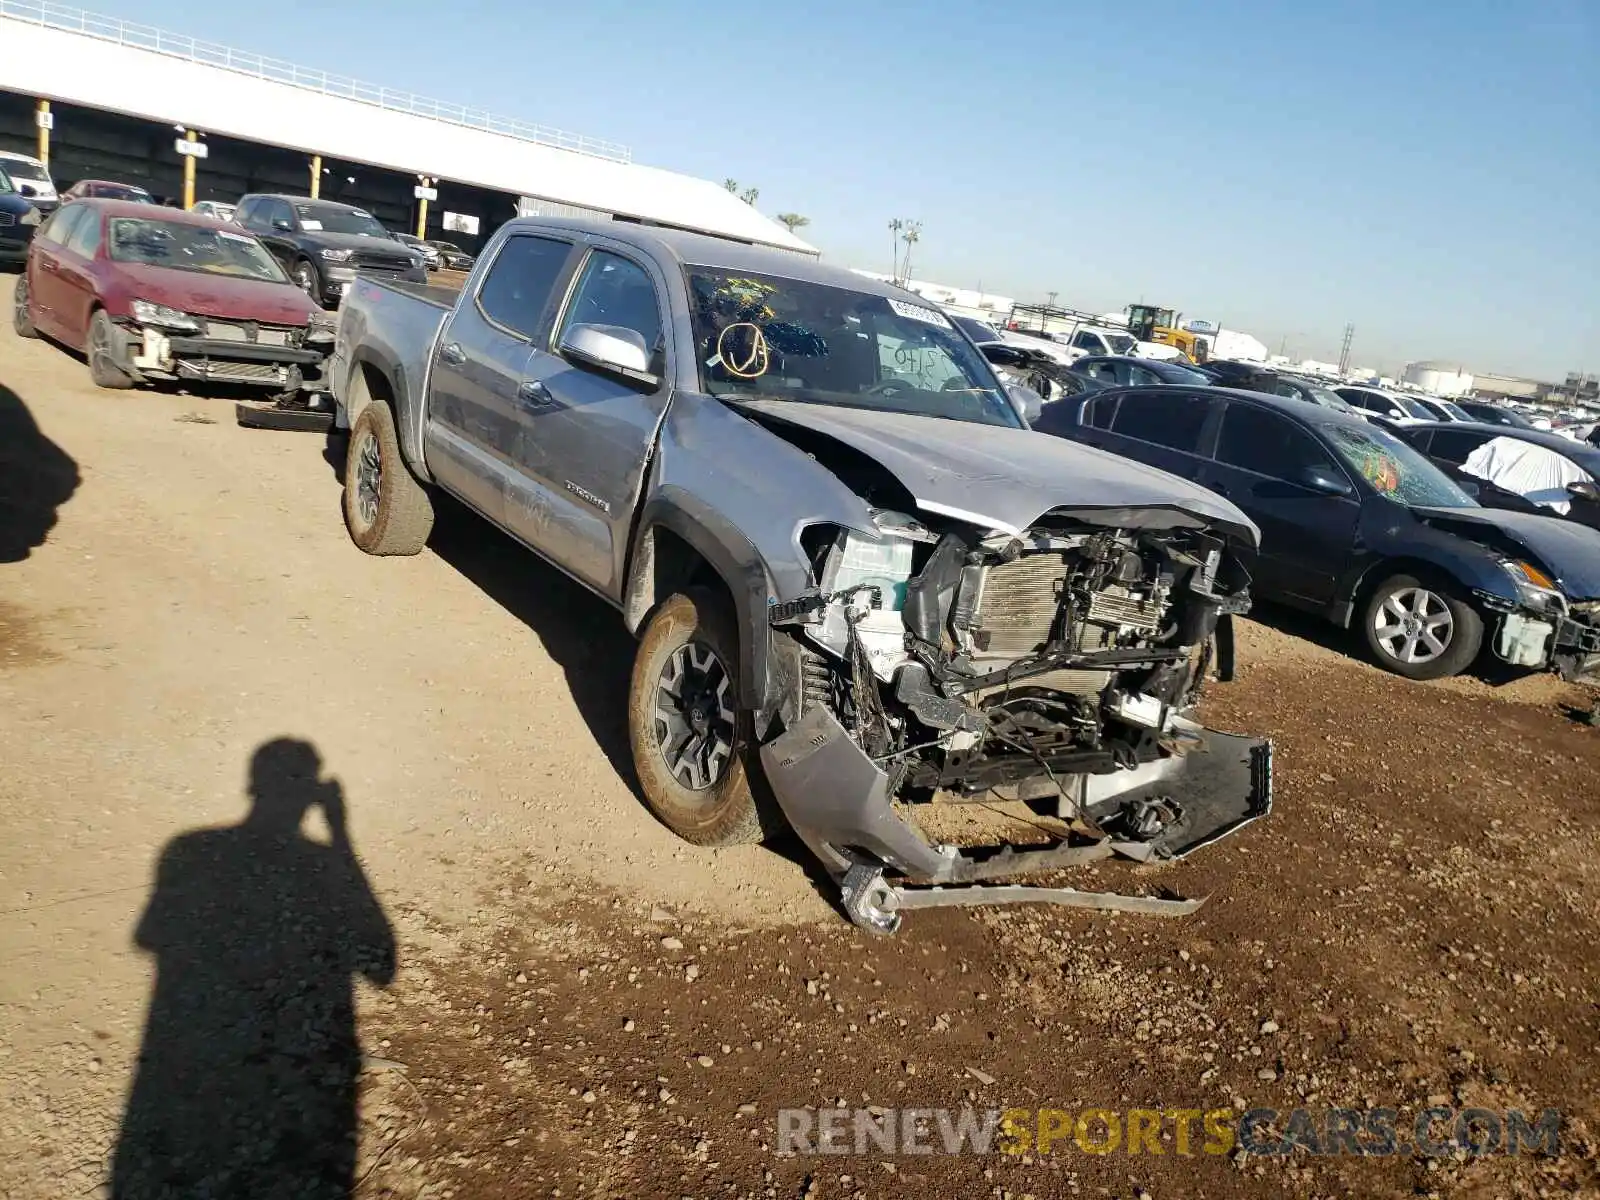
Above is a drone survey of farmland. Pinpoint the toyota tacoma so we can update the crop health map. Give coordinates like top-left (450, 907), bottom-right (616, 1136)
top-left (328, 218), bottom-right (1272, 931)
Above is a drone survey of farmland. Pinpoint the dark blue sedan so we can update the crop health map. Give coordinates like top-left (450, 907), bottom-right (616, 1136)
top-left (0, 166), bottom-right (43, 266)
top-left (1032, 385), bottom-right (1600, 682)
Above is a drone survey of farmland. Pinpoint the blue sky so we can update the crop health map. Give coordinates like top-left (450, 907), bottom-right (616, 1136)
top-left (94, 0), bottom-right (1596, 379)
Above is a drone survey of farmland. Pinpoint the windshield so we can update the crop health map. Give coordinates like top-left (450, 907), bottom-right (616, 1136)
top-left (1154, 360), bottom-right (1213, 385)
top-left (685, 268), bottom-right (1020, 428)
top-left (0, 167), bottom-right (12, 195)
top-left (99, 184), bottom-right (153, 202)
top-left (1324, 423), bottom-right (1475, 507)
top-left (108, 218), bottom-right (290, 283)
top-left (1105, 332), bottom-right (1136, 355)
top-left (953, 315), bottom-right (998, 343)
top-left (1440, 401), bottom-right (1472, 420)
top-left (1394, 394), bottom-right (1435, 419)
top-left (1306, 385), bottom-right (1354, 412)
top-left (293, 203), bottom-right (387, 237)
top-left (0, 155), bottom-right (49, 184)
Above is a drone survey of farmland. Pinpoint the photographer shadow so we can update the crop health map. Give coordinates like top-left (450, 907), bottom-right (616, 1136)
top-left (112, 739), bottom-right (396, 1200)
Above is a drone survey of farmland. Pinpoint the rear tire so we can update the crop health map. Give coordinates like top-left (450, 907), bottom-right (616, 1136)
top-left (1361, 572), bottom-right (1483, 680)
top-left (87, 310), bottom-right (133, 390)
top-left (342, 401), bottom-right (434, 555)
top-left (12, 274), bottom-right (38, 338)
top-left (628, 588), bottom-right (779, 846)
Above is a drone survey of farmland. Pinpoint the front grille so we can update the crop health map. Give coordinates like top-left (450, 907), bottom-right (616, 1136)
top-left (175, 360), bottom-right (287, 383)
top-left (352, 251), bottom-right (413, 271)
top-left (198, 319), bottom-right (297, 347)
top-left (0, 212), bottom-right (14, 228)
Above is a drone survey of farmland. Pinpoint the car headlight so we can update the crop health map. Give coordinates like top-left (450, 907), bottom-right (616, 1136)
top-left (320, 248), bottom-right (353, 262)
top-left (1501, 559), bottom-right (1566, 616)
top-left (129, 299), bottom-right (200, 332)
top-left (18, 207), bottom-right (41, 227)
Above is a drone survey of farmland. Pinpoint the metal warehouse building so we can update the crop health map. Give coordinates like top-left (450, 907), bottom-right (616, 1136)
top-left (0, 1), bottom-right (816, 257)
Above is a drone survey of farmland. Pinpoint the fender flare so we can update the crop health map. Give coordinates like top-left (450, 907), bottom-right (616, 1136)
top-left (625, 496), bottom-right (785, 727)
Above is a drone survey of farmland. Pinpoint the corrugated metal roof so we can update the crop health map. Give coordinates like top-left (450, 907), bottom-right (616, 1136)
top-left (0, 10), bottom-right (818, 255)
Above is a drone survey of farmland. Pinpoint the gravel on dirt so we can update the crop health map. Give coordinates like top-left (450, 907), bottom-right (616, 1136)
top-left (2, 272), bottom-right (1597, 1199)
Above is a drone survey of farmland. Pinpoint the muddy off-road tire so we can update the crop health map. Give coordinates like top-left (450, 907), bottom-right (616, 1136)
top-left (342, 401), bottom-right (434, 555)
top-left (628, 588), bottom-right (780, 846)
top-left (12, 274), bottom-right (38, 339)
top-left (1361, 571), bottom-right (1483, 681)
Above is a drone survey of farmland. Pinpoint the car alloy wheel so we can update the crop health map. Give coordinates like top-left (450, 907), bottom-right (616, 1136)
top-left (354, 427), bottom-right (382, 527)
top-left (652, 640), bottom-right (736, 792)
top-left (1371, 586), bottom-right (1453, 665)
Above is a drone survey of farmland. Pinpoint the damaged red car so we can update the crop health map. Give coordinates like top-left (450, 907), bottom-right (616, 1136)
top-left (12, 199), bottom-right (335, 396)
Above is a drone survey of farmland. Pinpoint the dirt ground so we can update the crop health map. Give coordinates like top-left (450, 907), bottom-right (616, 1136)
top-left (2, 272), bottom-right (1598, 1199)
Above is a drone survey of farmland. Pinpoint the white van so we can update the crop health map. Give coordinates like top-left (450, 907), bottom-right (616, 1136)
top-left (0, 151), bottom-right (58, 211)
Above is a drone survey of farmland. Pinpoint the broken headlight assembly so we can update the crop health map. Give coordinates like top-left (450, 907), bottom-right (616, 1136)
top-left (129, 298), bottom-right (200, 332)
top-left (1501, 559), bottom-right (1567, 616)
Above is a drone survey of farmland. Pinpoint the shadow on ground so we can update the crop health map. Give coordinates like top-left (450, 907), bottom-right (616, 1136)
top-left (112, 738), bottom-right (395, 1200)
top-left (0, 383), bottom-right (80, 563)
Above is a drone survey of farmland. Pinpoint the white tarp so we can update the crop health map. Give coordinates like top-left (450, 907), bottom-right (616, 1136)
top-left (1462, 437), bottom-right (1588, 514)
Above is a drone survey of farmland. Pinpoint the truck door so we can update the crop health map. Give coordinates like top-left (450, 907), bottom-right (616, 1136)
top-left (423, 233), bottom-right (576, 526)
top-left (510, 244), bottom-right (671, 598)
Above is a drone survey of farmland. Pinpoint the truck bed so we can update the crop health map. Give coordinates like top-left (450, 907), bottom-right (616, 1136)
top-left (330, 274), bottom-right (456, 451)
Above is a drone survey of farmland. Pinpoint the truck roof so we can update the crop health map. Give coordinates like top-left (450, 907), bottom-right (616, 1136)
top-left (503, 217), bottom-right (912, 299)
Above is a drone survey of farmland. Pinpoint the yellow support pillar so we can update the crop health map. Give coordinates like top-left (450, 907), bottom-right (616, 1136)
top-left (309, 154), bottom-right (322, 199)
top-left (415, 176), bottom-right (431, 240)
top-left (182, 130), bottom-right (197, 210)
top-left (35, 100), bottom-right (50, 169)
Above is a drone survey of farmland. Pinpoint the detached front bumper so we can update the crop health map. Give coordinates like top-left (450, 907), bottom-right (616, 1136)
top-left (760, 706), bottom-right (1272, 932)
top-left (116, 325), bottom-right (332, 391)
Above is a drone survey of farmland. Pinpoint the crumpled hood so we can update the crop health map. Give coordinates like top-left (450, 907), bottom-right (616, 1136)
top-left (1416, 506), bottom-right (1600, 599)
top-left (738, 399), bottom-right (1260, 545)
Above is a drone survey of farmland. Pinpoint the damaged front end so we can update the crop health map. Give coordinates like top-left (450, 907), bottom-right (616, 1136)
top-left (762, 508), bottom-right (1272, 933)
top-left (110, 306), bottom-right (334, 395)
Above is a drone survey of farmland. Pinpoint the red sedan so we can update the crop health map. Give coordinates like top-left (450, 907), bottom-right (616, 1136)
top-left (12, 199), bottom-right (335, 394)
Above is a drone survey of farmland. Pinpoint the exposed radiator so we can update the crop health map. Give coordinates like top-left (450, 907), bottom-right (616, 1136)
top-left (973, 553), bottom-right (1167, 656)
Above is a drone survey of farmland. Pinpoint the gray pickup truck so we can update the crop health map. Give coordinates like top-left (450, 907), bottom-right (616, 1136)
top-left (329, 218), bottom-right (1272, 932)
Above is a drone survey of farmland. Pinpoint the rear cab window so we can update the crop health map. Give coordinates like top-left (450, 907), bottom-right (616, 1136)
top-left (474, 234), bottom-right (574, 340)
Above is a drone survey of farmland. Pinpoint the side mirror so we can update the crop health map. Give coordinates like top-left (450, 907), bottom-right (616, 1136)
top-left (559, 322), bottom-right (658, 388)
top-left (1456, 478), bottom-right (1481, 499)
top-left (17, 183), bottom-right (36, 197)
top-left (1299, 464), bottom-right (1354, 497)
top-left (1567, 479), bottom-right (1600, 502)
top-left (272, 218), bottom-right (292, 232)
top-left (1006, 383), bottom-right (1043, 426)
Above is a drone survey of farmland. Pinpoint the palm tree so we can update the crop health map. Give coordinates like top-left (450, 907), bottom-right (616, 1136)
top-left (723, 178), bottom-right (739, 193)
top-left (776, 213), bottom-right (810, 233)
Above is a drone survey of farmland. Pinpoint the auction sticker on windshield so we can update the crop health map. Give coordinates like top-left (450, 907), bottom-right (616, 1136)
top-left (888, 298), bottom-right (953, 329)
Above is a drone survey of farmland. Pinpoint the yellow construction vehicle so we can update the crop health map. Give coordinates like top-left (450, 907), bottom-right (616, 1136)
top-left (1126, 304), bottom-right (1211, 363)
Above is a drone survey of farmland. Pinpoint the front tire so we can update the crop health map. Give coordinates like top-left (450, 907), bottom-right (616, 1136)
top-left (12, 274), bottom-right (38, 338)
top-left (342, 401), bottom-right (434, 555)
top-left (87, 310), bottom-right (133, 389)
top-left (628, 588), bottom-right (778, 846)
top-left (1361, 572), bottom-right (1483, 680)
top-left (292, 258), bottom-right (324, 307)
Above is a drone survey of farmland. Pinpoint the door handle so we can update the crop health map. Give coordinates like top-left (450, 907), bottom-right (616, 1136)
top-left (439, 342), bottom-right (466, 365)
top-left (39, 259), bottom-right (58, 273)
top-left (517, 379), bottom-right (554, 408)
